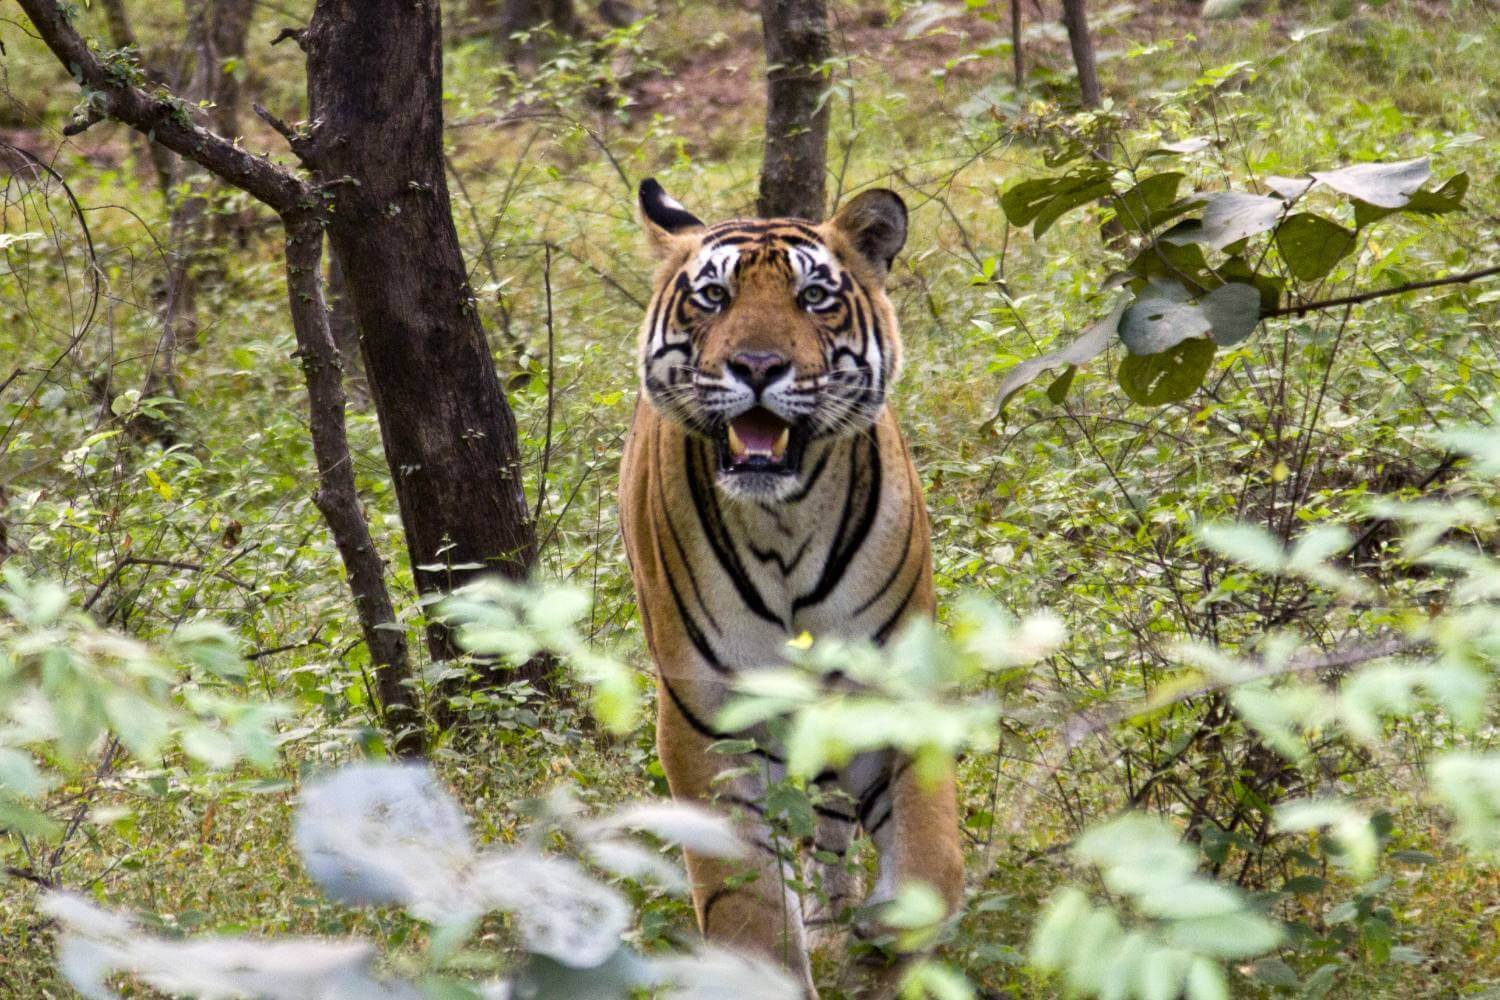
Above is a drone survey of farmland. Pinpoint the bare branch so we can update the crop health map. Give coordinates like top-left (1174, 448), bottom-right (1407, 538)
top-left (1063, 636), bottom-right (1419, 748)
top-left (1265, 264), bottom-right (1500, 318)
top-left (270, 26), bottom-right (308, 50)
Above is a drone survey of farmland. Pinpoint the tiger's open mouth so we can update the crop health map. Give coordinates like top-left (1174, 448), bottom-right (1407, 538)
top-left (716, 408), bottom-right (806, 477)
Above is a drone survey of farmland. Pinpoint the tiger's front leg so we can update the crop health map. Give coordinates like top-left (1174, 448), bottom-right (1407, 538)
top-left (654, 673), bottom-right (816, 996)
top-left (853, 756), bottom-right (966, 996)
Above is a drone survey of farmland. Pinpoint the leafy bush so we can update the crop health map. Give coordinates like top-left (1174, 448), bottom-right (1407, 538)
top-left (0, 568), bottom-right (278, 871)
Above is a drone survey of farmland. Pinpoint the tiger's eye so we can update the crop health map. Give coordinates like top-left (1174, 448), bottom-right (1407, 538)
top-left (800, 286), bottom-right (828, 307)
top-left (701, 284), bottom-right (728, 305)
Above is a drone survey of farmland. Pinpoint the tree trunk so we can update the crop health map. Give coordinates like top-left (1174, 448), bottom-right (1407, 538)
top-left (324, 249), bottom-right (369, 402)
top-left (301, 0), bottom-right (543, 678)
top-left (499, 0), bottom-right (581, 62)
top-left (1010, 0), bottom-right (1023, 91)
top-left (0, 482), bottom-right (9, 565)
top-left (758, 0), bottom-right (830, 221)
top-left (282, 219), bottom-right (419, 754)
top-left (97, 0), bottom-right (174, 194)
top-left (206, 0), bottom-right (254, 139)
top-left (1060, 0), bottom-right (1102, 109)
top-left (147, 0), bottom-right (256, 411)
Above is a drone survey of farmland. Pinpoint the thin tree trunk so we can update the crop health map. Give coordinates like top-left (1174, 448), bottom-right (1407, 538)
top-left (758, 0), bottom-right (830, 221)
top-left (0, 482), bottom-right (10, 565)
top-left (1060, 0), bottom-right (1102, 108)
top-left (144, 3), bottom-right (213, 407)
top-left (499, 0), bottom-right (581, 62)
top-left (97, 0), bottom-right (174, 195)
top-left (1010, 0), bottom-right (1023, 91)
top-left (324, 249), bottom-right (369, 402)
top-left (206, 0), bottom-right (254, 139)
top-left (301, 0), bottom-right (545, 682)
top-left (282, 219), bottom-right (419, 754)
top-left (148, 0), bottom-right (256, 408)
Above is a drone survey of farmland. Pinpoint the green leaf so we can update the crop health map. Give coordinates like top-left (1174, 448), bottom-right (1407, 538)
top-left (1120, 282), bottom-right (1211, 355)
top-left (1111, 173), bottom-right (1187, 232)
top-left (1196, 522), bottom-right (1285, 571)
top-left (1136, 947), bottom-right (1189, 1000)
top-left (1354, 171), bottom-right (1470, 227)
top-left (1281, 875), bottom-right (1329, 895)
top-left (1219, 256), bottom-right (1285, 313)
top-left (1300, 963), bottom-right (1341, 999)
top-left (1045, 366), bottom-right (1077, 405)
top-left (1266, 175), bottom-right (1316, 199)
top-left (1030, 887), bottom-right (1090, 970)
top-left (1001, 176), bottom-right (1068, 226)
top-left (1250, 957), bottom-right (1301, 988)
top-left (1153, 137), bottom-right (1211, 155)
top-left (1117, 338), bottom-right (1215, 406)
top-left (1166, 912), bottom-right (1282, 958)
top-left (1311, 157), bottom-right (1430, 208)
top-left (899, 961), bottom-right (975, 1000)
top-left (992, 296), bottom-right (1128, 415)
top-left (1127, 241), bottom-right (1216, 294)
top-left (1034, 178), bottom-right (1116, 238)
top-left (0, 749), bottom-right (53, 798)
top-left (1199, 282), bottom-right (1262, 346)
top-left (0, 798), bottom-right (64, 840)
top-left (1275, 213), bottom-right (1355, 281)
top-left (1185, 957), bottom-right (1229, 1000)
top-left (1163, 192), bottom-right (1287, 252)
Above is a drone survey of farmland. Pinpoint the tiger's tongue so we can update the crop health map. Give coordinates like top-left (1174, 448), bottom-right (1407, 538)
top-left (729, 409), bottom-right (788, 459)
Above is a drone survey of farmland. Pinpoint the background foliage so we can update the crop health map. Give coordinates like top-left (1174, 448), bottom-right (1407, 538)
top-left (2, 0), bottom-right (1497, 996)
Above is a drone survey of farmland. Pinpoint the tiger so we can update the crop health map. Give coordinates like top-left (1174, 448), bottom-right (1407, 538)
top-left (618, 178), bottom-right (964, 993)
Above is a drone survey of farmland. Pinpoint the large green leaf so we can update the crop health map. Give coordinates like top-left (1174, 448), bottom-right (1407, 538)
top-left (1166, 912), bottom-right (1284, 958)
top-left (1354, 171), bottom-right (1470, 228)
top-left (1199, 282), bottom-right (1262, 346)
top-left (1311, 157), bottom-right (1430, 208)
top-left (1111, 173), bottom-right (1188, 232)
top-left (1274, 212), bottom-right (1355, 281)
top-left (992, 296), bottom-right (1128, 415)
top-left (1001, 168), bottom-right (1114, 237)
top-left (1265, 175), bottom-right (1315, 199)
top-left (1034, 179), bottom-right (1115, 238)
top-left (1117, 338), bottom-right (1216, 406)
top-left (1219, 256), bottom-right (1285, 313)
top-left (1127, 241), bottom-right (1215, 294)
top-left (1001, 176), bottom-right (1070, 226)
top-left (1163, 192), bottom-right (1286, 252)
top-left (1120, 281), bottom-right (1210, 355)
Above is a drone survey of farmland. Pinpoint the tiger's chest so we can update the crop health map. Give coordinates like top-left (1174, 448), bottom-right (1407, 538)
top-left (646, 408), bottom-right (929, 672)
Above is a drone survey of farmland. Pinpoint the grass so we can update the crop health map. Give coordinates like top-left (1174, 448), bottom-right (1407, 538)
top-left (2, 0), bottom-right (1499, 996)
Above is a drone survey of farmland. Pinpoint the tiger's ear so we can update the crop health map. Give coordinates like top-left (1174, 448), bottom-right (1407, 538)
top-left (639, 178), bottom-right (705, 256)
top-left (828, 189), bottom-right (907, 281)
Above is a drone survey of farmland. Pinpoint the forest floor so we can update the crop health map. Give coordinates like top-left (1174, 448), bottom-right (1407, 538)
top-left (2, 0), bottom-right (1498, 997)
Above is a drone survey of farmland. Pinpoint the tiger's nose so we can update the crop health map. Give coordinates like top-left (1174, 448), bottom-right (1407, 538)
top-left (727, 351), bottom-right (791, 392)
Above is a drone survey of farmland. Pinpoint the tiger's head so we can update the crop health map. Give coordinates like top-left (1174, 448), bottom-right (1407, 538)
top-left (635, 178), bottom-right (908, 502)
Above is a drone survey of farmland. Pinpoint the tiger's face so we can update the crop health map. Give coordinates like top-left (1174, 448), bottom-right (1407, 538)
top-left (636, 180), bottom-right (909, 502)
